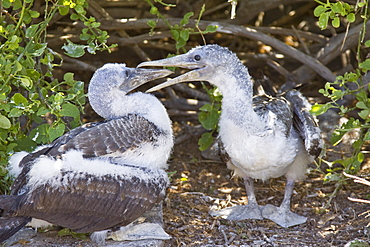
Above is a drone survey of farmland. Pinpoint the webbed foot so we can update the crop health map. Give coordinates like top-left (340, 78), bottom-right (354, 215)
top-left (262, 204), bottom-right (306, 227)
top-left (108, 222), bottom-right (171, 241)
top-left (210, 204), bottom-right (264, 220)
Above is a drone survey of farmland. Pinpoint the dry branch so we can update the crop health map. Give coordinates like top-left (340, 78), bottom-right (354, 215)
top-left (100, 18), bottom-right (336, 83)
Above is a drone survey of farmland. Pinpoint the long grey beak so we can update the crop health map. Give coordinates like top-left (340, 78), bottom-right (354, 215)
top-left (145, 70), bottom-right (202, 93)
top-left (138, 55), bottom-right (204, 92)
top-left (121, 68), bottom-right (173, 92)
top-left (138, 54), bottom-right (201, 70)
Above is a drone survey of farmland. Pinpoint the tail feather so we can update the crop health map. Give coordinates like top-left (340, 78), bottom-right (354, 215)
top-left (0, 217), bottom-right (31, 243)
top-left (0, 195), bottom-right (31, 242)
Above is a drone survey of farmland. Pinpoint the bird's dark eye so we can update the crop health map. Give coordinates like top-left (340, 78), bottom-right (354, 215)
top-left (125, 70), bottom-right (130, 77)
top-left (194, 55), bottom-right (201, 61)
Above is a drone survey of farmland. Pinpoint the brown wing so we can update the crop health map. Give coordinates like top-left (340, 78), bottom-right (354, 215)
top-left (51, 114), bottom-right (163, 158)
top-left (285, 90), bottom-right (322, 158)
top-left (8, 165), bottom-right (168, 233)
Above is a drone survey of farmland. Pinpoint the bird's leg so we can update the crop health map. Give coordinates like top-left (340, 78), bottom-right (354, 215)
top-left (262, 179), bottom-right (307, 227)
top-left (243, 176), bottom-right (259, 207)
top-left (210, 176), bottom-right (263, 220)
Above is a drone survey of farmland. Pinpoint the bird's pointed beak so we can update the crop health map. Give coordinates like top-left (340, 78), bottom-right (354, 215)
top-left (138, 55), bottom-right (205, 92)
top-left (138, 54), bottom-right (202, 70)
top-left (145, 70), bottom-right (202, 93)
top-left (121, 68), bottom-right (173, 92)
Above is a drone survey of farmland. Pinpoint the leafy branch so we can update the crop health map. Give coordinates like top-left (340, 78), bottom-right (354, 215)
top-left (312, 0), bottom-right (370, 182)
top-left (0, 0), bottom-right (115, 193)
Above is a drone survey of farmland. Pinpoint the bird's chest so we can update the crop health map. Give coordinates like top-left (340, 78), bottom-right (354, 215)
top-left (218, 118), bottom-right (298, 180)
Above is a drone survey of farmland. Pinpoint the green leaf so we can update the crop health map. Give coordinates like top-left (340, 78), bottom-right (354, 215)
top-left (29, 10), bottom-right (40, 18)
top-left (2, 0), bottom-right (11, 8)
top-left (358, 109), bottom-right (369, 120)
top-left (79, 33), bottom-right (90, 40)
top-left (364, 130), bottom-right (370, 141)
top-left (26, 24), bottom-right (39, 38)
top-left (12, 93), bottom-right (28, 106)
top-left (310, 103), bottom-right (330, 115)
top-left (14, 61), bottom-right (22, 72)
top-left (198, 132), bottom-right (214, 151)
top-left (332, 17), bottom-right (340, 28)
top-left (171, 29), bottom-right (179, 40)
top-left (318, 12), bottom-right (329, 30)
top-left (15, 136), bottom-right (36, 152)
top-left (332, 2), bottom-right (343, 14)
top-left (74, 5), bottom-right (85, 14)
top-left (175, 37), bottom-right (186, 50)
top-left (147, 20), bottom-right (157, 28)
top-left (150, 6), bottom-right (158, 15)
top-left (59, 5), bottom-right (70, 15)
top-left (58, 228), bottom-right (71, 237)
top-left (31, 43), bottom-right (47, 56)
top-left (62, 40), bottom-right (86, 58)
top-left (0, 115), bottom-right (11, 129)
top-left (365, 40), bottom-right (370, 47)
top-left (356, 101), bottom-right (368, 109)
top-left (199, 104), bottom-right (213, 112)
top-left (204, 25), bottom-right (218, 33)
top-left (37, 106), bottom-right (50, 116)
top-left (198, 110), bottom-right (219, 130)
top-left (359, 59), bottom-right (370, 70)
top-left (180, 30), bottom-right (189, 42)
top-left (346, 13), bottom-right (355, 23)
top-left (70, 13), bottom-right (79, 20)
top-left (180, 12), bottom-right (194, 26)
top-left (314, 6), bottom-right (328, 17)
top-left (60, 103), bottom-right (80, 118)
top-left (8, 108), bottom-right (23, 117)
top-left (49, 123), bottom-right (65, 142)
top-left (29, 124), bottom-right (49, 144)
top-left (18, 76), bottom-right (33, 88)
top-left (6, 143), bottom-right (18, 153)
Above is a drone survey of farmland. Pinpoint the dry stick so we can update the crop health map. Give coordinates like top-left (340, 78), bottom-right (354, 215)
top-left (86, 0), bottom-right (150, 61)
top-left (101, 18), bottom-right (336, 83)
top-left (108, 31), bottom-right (173, 46)
top-left (254, 26), bottom-right (328, 44)
top-left (231, 0), bottom-right (310, 25)
top-left (272, 1), bottom-right (317, 27)
top-left (343, 172), bottom-right (370, 204)
top-left (292, 20), bottom-right (370, 85)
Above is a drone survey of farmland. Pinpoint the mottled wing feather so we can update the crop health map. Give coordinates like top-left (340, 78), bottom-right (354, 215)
top-left (58, 114), bottom-right (162, 157)
top-left (0, 216), bottom-right (30, 242)
top-left (11, 114), bottom-right (161, 195)
top-left (253, 95), bottom-right (293, 136)
top-left (10, 122), bottom-right (103, 195)
top-left (285, 90), bottom-right (322, 158)
top-left (13, 166), bottom-right (168, 233)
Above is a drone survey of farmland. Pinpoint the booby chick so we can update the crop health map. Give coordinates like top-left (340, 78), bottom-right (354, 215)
top-left (0, 64), bottom-right (174, 242)
top-left (138, 45), bottom-right (322, 228)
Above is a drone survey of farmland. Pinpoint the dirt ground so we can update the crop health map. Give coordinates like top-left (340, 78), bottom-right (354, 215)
top-left (160, 120), bottom-right (370, 247)
top-left (4, 1), bottom-right (370, 245)
top-left (8, 119), bottom-right (370, 247)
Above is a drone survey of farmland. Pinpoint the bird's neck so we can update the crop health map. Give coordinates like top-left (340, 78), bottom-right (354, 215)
top-left (88, 86), bottom-right (126, 120)
top-left (216, 66), bottom-right (254, 107)
top-left (215, 66), bottom-right (262, 128)
top-left (89, 90), bottom-right (171, 132)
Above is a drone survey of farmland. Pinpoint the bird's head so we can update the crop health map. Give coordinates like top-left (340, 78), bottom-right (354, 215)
top-left (89, 63), bottom-right (173, 95)
top-left (88, 63), bottom-right (173, 119)
top-left (137, 44), bottom-right (243, 92)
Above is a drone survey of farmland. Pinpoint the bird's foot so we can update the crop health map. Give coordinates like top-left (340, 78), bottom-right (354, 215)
top-left (108, 222), bottom-right (171, 241)
top-left (210, 204), bottom-right (264, 220)
top-left (262, 204), bottom-right (306, 227)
